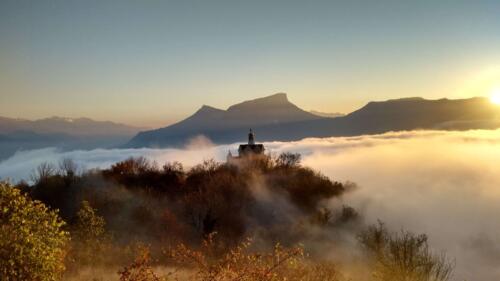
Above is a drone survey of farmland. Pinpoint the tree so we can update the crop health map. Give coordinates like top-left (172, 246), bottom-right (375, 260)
top-left (68, 200), bottom-right (108, 268)
top-left (358, 222), bottom-right (454, 281)
top-left (30, 162), bottom-right (56, 184)
top-left (276, 152), bottom-right (302, 168)
top-left (0, 182), bottom-right (69, 281)
top-left (74, 201), bottom-right (106, 240)
top-left (59, 158), bottom-right (78, 178)
top-left (108, 157), bottom-right (155, 176)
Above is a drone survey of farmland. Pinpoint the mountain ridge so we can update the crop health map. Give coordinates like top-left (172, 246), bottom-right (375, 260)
top-left (0, 116), bottom-right (146, 160)
top-left (0, 116), bottom-right (146, 136)
top-left (126, 94), bottom-right (500, 148)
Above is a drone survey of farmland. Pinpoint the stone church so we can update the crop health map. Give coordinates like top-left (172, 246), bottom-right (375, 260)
top-left (227, 129), bottom-right (265, 163)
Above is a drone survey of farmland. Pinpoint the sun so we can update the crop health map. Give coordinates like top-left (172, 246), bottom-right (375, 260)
top-left (490, 88), bottom-right (500, 105)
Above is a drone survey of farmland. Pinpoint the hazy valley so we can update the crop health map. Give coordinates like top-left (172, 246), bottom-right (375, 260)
top-left (2, 1), bottom-right (500, 280)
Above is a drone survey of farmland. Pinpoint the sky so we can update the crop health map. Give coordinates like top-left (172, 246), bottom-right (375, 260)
top-left (1, 0), bottom-right (500, 127)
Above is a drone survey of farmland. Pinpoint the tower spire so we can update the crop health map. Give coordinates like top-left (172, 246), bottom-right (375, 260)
top-left (248, 129), bottom-right (255, 145)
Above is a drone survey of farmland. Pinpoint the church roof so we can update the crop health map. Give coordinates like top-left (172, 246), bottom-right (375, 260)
top-left (238, 144), bottom-right (265, 154)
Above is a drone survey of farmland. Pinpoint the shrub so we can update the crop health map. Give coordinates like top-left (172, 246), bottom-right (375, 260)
top-left (164, 234), bottom-right (342, 281)
top-left (118, 246), bottom-right (164, 281)
top-left (118, 238), bottom-right (343, 281)
top-left (0, 182), bottom-right (69, 281)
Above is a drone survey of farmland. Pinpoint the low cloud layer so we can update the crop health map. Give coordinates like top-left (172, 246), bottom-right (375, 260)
top-left (2, 129), bottom-right (500, 280)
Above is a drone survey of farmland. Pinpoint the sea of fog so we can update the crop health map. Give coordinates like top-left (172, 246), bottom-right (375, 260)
top-left (1, 129), bottom-right (500, 281)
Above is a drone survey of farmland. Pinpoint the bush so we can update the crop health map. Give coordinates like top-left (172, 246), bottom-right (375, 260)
top-left (0, 182), bottom-right (69, 281)
top-left (168, 237), bottom-right (304, 281)
top-left (118, 246), bottom-right (164, 281)
top-left (118, 234), bottom-right (342, 281)
top-left (118, 233), bottom-right (344, 281)
top-left (358, 222), bottom-right (453, 281)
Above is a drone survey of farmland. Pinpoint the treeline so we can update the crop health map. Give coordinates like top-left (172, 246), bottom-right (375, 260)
top-left (19, 153), bottom-right (350, 247)
top-left (1, 153), bottom-right (454, 281)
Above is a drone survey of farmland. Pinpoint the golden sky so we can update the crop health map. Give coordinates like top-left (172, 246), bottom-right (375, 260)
top-left (1, 1), bottom-right (499, 127)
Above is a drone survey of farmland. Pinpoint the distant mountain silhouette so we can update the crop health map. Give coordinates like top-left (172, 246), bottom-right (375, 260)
top-left (0, 117), bottom-right (145, 160)
top-left (0, 116), bottom-right (144, 136)
top-left (162, 93), bottom-right (318, 132)
top-left (127, 93), bottom-right (320, 147)
top-left (126, 94), bottom-right (500, 148)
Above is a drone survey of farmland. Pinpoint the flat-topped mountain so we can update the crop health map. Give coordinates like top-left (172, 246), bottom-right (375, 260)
top-left (127, 93), bottom-right (321, 147)
top-left (127, 94), bottom-right (500, 148)
top-left (225, 93), bottom-right (318, 124)
top-left (165, 93), bottom-right (319, 132)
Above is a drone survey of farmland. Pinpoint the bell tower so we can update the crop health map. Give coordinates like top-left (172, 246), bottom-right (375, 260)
top-left (227, 129), bottom-right (265, 163)
top-left (248, 129), bottom-right (255, 145)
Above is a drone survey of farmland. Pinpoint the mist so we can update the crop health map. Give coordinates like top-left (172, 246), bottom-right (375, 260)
top-left (1, 129), bottom-right (500, 280)
top-left (300, 130), bottom-right (500, 281)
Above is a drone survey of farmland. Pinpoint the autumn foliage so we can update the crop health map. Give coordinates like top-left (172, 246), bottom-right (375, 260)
top-left (1, 154), bottom-right (455, 281)
top-left (0, 182), bottom-right (69, 281)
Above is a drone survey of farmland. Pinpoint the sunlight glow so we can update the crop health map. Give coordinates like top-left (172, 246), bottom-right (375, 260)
top-left (490, 88), bottom-right (500, 105)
